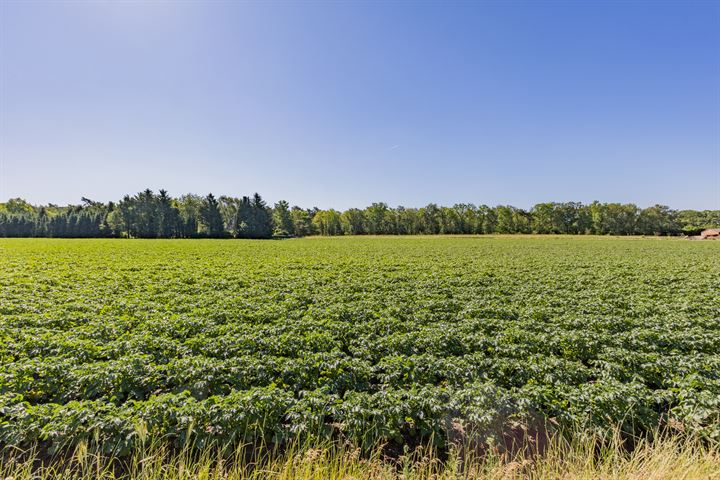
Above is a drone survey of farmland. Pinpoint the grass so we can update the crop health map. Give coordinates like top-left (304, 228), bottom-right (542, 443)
top-left (2, 429), bottom-right (719, 480)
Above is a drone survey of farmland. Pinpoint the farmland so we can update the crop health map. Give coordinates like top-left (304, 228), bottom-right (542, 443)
top-left (1, 236), bottom-right (719, 458)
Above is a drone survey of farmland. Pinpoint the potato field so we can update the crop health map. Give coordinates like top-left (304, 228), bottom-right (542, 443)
top-left (1, 236), bottom-right (719, 455)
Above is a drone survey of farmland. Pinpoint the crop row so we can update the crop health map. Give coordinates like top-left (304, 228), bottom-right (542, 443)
top-left (1, 237), bottom-right (718, 453)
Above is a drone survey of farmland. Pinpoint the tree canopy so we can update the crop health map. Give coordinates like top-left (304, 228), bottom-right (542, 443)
top-left (0, 191), bottom-right (718, 238)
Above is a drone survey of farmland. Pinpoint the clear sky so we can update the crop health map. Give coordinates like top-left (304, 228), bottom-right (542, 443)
top-left (1, 1), bottom-right (718, 210)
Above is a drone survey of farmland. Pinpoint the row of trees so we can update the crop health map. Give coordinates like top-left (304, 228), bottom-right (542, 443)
top-left (0, 191), bottom-right (307, 239)
top-left (0, 191), bottom-right (718, 238)
top-left (310, 202), bottom-right (719, 236)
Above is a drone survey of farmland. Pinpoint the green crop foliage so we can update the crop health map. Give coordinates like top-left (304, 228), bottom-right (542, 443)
top-left (0, 236), bottom-right (718, 454)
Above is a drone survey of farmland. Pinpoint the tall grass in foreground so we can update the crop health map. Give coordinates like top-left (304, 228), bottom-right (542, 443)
top-left (2, 431), bottom-right (718, 480)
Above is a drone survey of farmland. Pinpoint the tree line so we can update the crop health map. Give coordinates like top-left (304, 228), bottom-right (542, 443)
top-left (0, 190), bottom-right (718, 238)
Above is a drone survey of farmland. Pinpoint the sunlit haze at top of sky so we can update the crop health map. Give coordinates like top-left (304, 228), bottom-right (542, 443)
top-left (0, 1), bottom-right (718, 209)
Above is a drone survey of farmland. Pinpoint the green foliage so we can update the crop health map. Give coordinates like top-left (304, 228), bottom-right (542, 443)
top-left (0, 237), bottom-right (718, 454)
top-left (0, 198), bottom-right (35, 215)
top-left (1, 194), bottom-right (718, 238)
top-left (272, 201), bottom-right (294, 237)
top-left (199, 194), bottom-right (225, 238)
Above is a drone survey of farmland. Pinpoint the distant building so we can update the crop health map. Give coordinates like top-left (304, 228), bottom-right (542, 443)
top-left (700, 229), bottom-right (720, 239)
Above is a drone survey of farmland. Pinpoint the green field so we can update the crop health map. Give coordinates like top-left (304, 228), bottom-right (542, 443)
top-left (1, 236), bottom-right (719, 455)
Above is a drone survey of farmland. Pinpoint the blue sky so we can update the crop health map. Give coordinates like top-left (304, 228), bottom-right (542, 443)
top-left (1, 1), bottom-right (718, 210)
